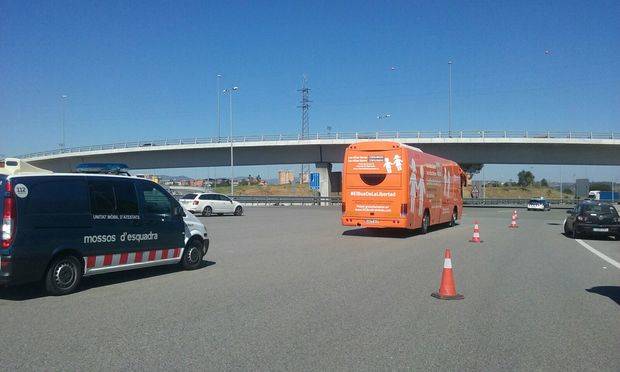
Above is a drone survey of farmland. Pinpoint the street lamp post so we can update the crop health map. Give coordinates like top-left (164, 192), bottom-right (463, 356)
top-left (223, 86), bottom-right (239, 195)
top-left (560, 165), bottom-right (563, 205)
top-left (448, 61), bottom-right (452, 137)
top-left (60, 94), bottom-right (68, 149)
top-left (216, 74), bottom-right (222, 141)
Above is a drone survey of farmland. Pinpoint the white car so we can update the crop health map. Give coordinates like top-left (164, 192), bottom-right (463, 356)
top-left (527, 198), bottom-right (551, 211)
top-left (183, 207), bottom-right (209, 246)
top-left (180, 192), bottom-right (244, 216)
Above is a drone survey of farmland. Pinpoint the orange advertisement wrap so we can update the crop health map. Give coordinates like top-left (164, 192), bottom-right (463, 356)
top-left (341, 141), bottom-right (465, 231)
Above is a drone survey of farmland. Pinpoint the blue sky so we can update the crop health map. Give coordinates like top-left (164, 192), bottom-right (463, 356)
top-left (1, 1), bottom-right (618, 181)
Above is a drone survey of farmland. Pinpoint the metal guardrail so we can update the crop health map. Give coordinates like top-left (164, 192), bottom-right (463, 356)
top-left (228, 195), bottom-right (580, 208)
top-left (463, 198), bottom-right (574, 208)
top-left (231, 195), bottom-right (340, 206)
top-left (19, 130), bottom-right (620, 158)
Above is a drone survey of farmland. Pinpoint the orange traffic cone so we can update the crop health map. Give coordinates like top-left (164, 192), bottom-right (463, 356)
top-left (509, 213), bottom-right (519, 228)
top-left (469, 221), bottom-right (483, 243)
top-left (431, 249), bottom-right (464, 300)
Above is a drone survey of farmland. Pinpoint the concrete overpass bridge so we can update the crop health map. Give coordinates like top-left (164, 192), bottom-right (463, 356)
top-left (18, 130), bottom-right (620, 197)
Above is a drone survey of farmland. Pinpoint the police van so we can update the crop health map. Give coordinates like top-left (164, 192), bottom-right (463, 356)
top-left (0, 160), bottom-right (209, 295)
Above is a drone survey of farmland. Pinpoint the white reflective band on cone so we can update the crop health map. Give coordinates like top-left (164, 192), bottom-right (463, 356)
top-left (444, 258), bottom-right (452, 269)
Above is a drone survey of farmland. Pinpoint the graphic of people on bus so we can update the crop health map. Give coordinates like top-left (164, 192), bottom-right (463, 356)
top-left (383, 157), bottom-right (392, 173)
top-left (393, 154), bottom-right (403, 171)
top-left (409, 158), bottom-right (417, 215)
top-left (444, 168), bottom-right (451, 197)
top-left (417, 166), bottom-right (426, 217)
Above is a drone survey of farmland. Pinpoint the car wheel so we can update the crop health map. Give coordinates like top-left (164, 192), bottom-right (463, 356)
top-left (181, 239), bottom-right (203, 270)
top-left (421, 211), bottom-right (430, 234)
top-left (44, 255), bottom-right (82, 296)
top-left (201, 206), bottom-right (212, 217)
top-left (563, 220), bottom-right (570, 235)
top-left (234, 206), bottom-right (243, 216)
top-left (449, 208), bottom-right (457, 227)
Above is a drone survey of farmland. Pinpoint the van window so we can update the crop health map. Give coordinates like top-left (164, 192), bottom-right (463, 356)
top-left (114, 181), bottom-right (139, 214)
top-left (89, 181), bottom-right (116, 214)
top-left (26, 179), bottom-right (89, 214)
top-left (138, 183), bottom-right (173, 215)
top-left (88, 180), bottom-right (139, 215)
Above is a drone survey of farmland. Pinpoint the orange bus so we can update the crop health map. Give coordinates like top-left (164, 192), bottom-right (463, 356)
top-left (341, 141), bottom-right (466, 233)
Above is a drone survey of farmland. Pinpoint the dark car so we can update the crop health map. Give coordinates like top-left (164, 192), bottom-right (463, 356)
top-left (563, 201), bottom-right (620, 239)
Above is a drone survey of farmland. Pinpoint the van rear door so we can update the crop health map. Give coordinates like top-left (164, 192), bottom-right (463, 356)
top-left (344, 148), bottom-right (405, 220)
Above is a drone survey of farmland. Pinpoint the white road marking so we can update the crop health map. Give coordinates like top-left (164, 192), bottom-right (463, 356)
top-left (575, 239), bottom-right (620, 269)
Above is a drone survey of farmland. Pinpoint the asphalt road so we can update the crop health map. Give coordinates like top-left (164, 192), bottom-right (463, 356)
top-left (0, 207), bottom-right (618, 370)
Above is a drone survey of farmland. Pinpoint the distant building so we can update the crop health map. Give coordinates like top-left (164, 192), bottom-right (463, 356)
top-left (190, 179), bottom-right (205, 187)
top-left (278, 170), bottom-right (295, 185)
top-left (299, 172), bottom-right (310, 184)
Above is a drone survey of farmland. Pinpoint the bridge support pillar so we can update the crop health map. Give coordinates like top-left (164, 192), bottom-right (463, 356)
top-left (315, 162), bottom-right (332, 204)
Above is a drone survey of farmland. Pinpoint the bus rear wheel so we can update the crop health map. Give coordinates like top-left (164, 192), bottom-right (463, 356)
top-left (449, 208), bottom-right (458, 227)
top-left (421, 211), bottom-right (430, 234)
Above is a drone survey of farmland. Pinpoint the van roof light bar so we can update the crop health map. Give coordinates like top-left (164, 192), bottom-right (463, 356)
top-left (76, 163), bottom-right (130, 175)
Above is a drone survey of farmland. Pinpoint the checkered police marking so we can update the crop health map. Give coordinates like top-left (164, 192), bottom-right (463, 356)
top-left (84, 248), bottom-right (183, 274)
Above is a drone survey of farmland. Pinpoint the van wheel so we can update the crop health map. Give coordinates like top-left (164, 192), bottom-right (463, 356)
top-left (202, 206), bottom-right (212, 217)
top-left (421, 211), bottom-right (430, 234)
top-left (449, 208), bottom-right (458, 227)
top-left (563, 220), bottom-right (570, 235)
top-left (181, 239), bottom-right (203, 270)
top-left (234, 206), bottom-right (243, 216)
top-left (44, 255), bottom-right (82, 296)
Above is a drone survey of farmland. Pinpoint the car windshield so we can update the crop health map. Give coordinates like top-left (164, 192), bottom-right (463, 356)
top-left (529, 199), bottom-right (541, 204)
top-left (582, 204), bottom-right (619, 215)
top-left (181, 193), bottom-right (197, 200)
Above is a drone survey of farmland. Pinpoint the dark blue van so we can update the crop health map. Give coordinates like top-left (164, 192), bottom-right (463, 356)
top-left (1, 172), bottom-right (208, 295)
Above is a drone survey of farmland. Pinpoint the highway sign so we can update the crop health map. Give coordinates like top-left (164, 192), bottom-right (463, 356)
top-left (310, 173), bottom-right (320, 190)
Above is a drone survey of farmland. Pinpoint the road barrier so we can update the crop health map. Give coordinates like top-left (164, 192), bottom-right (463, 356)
top-left (229, 195), bottom-right (576, 208)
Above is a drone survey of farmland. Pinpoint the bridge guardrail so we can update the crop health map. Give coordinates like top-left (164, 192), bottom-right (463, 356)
top-left (18, 129), bottom-right (620, 159)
